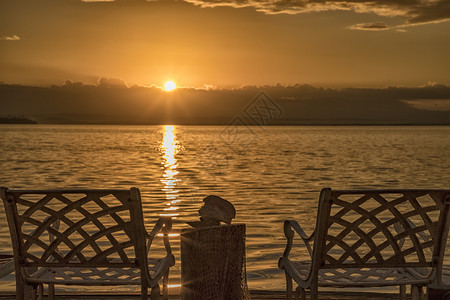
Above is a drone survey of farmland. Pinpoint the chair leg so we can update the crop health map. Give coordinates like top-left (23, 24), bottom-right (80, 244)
top-left (411, 284), bottom-right (425, 300)
top-left (22, 283), bottom-right (38, 300)
top-left (299, 288), bottom-right (307, 300)
top-left (310, 284), bottom-right (319, 300)
top-left (141, 285), bottom-right (148, 300)
top-left (418, 286), bottom-right (425, 300)
top-left (16, 271), bottom-right (26, 300)
top-left (163, 272), bottom-right (169, 300)
top-left (294, 287), bottom-right (301, 300)
top-left (29, 284), bottom-right (38, 300)
top-left (399, 285), bottom-right (406, 300)
top-left (285, 273), bottom-right (293, 300)
top-left (411, 285), bottom-right (426, 300)
top-left (37, 284), bottom-right (43, 300)
top-left (150, 284), bottom-right (161, 300)
top-left (411, 285), bottom-right (417, 300)
top-left (48, 283), bottom-right (55, 300)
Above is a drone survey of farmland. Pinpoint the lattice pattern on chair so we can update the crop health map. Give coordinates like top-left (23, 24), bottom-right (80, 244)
top-left (10, 190), bottom-right (137, 267)
top-left (321, 190), bottom-right (446, 269)
top-left (292, 261), bottom-right (431, 287)
top-left (29, 266), bottom-right (142, 285)
top-left (27, 258), bottom-right (164, 285)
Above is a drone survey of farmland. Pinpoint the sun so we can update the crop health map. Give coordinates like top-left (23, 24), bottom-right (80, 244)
top-left (164, 81), bottom-right (176, 91)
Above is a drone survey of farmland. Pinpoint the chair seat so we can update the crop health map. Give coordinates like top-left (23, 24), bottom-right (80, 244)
top-left (290, 260), bottom-right (433, 287)
top-left (26, 258), bottom-right (168, 286)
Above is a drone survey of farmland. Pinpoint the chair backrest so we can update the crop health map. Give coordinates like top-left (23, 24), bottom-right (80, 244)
top-left (0, 188), bottom-right (149, 274)
top-left (313, 188), bottom-right (450, 272)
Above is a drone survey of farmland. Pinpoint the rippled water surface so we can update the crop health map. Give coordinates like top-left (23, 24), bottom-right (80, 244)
top-left (0, 125), bottom-right (449, 292)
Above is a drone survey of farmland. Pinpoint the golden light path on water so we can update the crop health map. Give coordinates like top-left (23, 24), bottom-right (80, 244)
top-left (159, 125), bottom-right (181, 218)
top-left (159, 125), bottom-right (182, 290)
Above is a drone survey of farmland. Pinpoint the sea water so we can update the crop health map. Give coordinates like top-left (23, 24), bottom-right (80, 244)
top-left (0, 124), bottom-right (449, 292)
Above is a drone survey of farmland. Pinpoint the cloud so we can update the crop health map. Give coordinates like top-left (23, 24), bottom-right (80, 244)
top-left (0, 35), bottom-right (20, 41)
top-left (349, 22), bottom-right (390, 31)
top-left (183, 0), bottom-right (450, 27)
top-left (97, 77), bottom-right (128, 88)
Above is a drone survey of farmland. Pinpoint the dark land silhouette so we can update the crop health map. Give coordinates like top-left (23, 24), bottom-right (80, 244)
top-left (1, 82), bottom-right (449, 125)
top-left (0, 116), bottom-right (37, 124)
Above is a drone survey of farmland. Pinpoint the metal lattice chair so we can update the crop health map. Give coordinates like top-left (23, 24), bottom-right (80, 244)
top-left (0, 187), bottom-right (175, 300)
top-left (279, 188), bottom-right (450, 300)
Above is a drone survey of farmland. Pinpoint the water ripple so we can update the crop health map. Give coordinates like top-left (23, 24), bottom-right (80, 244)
top-left (0, 125), bottom-right (449, 291)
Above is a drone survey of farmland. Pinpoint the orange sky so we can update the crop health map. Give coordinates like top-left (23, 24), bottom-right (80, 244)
top-left (0, 0), bottom-right (449, 88)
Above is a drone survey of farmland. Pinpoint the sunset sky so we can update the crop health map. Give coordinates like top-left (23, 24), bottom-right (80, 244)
top-left (1, 0), bottom-right (449, 89)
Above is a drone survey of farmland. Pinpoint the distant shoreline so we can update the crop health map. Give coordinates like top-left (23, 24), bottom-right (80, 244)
top-left (1, 121), bottom-right (449, 126)
top-left (0, 116), bottom-right (37, 124)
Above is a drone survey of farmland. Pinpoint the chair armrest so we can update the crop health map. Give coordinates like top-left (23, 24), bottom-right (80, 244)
top-left (282, 220), bottom-right (315, 260)
top-left (146, 216), bottom-right (173, 257)
top-left (394, 218), bottom-right (430, 249)
top-left (0, 255), bottom-right (14, 278)
top-left (39, 217), bottom-right (65, 261)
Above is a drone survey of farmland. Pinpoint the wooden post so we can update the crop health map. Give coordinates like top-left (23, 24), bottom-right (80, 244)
top-left (180, 224), bottom-right (249, 300)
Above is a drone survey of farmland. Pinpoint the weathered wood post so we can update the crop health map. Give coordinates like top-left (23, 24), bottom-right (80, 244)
top-left (180, 224), bottom-right (249, 300)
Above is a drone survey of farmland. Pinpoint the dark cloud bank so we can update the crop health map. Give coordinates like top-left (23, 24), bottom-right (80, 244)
top-left (185, 0), bottom-right (450, 29)
top-left (1, 82), bottom-right (449, 125)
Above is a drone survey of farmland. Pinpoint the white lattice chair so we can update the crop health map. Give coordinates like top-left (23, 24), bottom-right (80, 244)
top-left (278, 188), bottom-right (450, 300)
top-left (0, 187), bottom-right (175, 300)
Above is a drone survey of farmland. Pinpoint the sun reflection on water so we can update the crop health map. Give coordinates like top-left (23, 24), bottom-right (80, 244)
top-left (159, 125), bottom-right (181, 217)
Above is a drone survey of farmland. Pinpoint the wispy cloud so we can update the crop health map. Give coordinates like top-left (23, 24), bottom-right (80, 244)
top-left (0, 35), bottom-right (20, 41)
top-left (349, 22), bottom-right (390, 31)
top-left (184, 0), bottom-right (450, 28)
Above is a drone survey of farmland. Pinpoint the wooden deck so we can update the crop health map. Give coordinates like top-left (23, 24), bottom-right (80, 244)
top-left (0, 291), bottom-right (418, 300)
